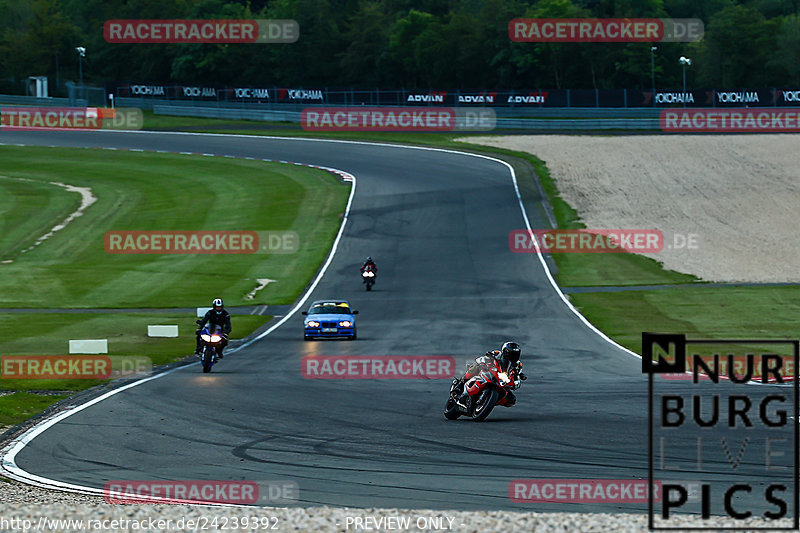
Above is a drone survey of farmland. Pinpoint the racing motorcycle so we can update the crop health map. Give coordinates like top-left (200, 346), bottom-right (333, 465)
top-left (361, 265), bottom-right (376, 291)
top-left (444, 358), bottom-right (526, 421)
top-left (196, 321), bottom-right (226, 373)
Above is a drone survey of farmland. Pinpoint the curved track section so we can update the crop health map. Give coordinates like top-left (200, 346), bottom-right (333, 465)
top-left (0, 131), bottom-right (785, 514)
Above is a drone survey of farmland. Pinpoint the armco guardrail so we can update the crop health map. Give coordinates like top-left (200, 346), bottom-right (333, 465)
top-left (0, 94), bottom-right (88, 107)
top-left (496, 118), bottom-right (660, 130)
top-left (153, 104), bottom-right (660, 130)
top-left (153, 104), bottom-right (300, 122)
top-left (0, 96), bottom-right (662, 130)
top-left (109, 84), bottom-right (800, 108)
top-left (6, 93), bottom-right (657, 122)
top-left (131, 96), bottom-right (665, 117)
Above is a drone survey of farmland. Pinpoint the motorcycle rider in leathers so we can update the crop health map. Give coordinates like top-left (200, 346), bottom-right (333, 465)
top-left (195, 298), bottom-right (231, 358)
top-left (360, 256), bottom-right (377, 283)
top-left (454, 341), bottom-right (526, 407)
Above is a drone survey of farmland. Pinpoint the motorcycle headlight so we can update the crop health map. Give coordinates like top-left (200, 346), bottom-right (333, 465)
top-left (339, 320), bottom-right (352, 327)
top-left (497, 372), bottom-right (510, 385)
top-left (307, 321), bottom-right (320, 328)
top-left (210, 335), bottom-right (222, 343)
top-left (200, 334), bottom-right (212, 342)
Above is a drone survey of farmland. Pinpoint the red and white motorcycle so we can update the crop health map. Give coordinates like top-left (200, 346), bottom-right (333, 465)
top-left (361, 265), bottom-right (376, 291)
top-left (444, 358), bottom-right (526, 421)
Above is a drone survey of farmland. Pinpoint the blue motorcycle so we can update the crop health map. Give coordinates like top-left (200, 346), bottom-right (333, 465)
top-left (196, 321), bottom-right (226, 373)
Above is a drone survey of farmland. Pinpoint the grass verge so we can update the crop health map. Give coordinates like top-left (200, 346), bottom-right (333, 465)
top-left (0, 393), bottom-right (70, 428)
top-left (0, 146), bottom-right (349, 307)
top-left (571, 286), bottom-right (800, 357)
top-left (0, 142), bottom-right (342, 427)
top-left (0, 312), bottom-right (271, 424)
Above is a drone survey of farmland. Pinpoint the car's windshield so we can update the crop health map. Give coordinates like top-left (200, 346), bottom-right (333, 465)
top-left (309, 305), bottom-right (349, 315)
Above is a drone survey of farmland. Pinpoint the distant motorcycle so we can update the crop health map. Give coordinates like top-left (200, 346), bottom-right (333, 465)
top-left (444, 358), bottom-right (526, 421)
top-left (196, 320), bottom-right (226, 373)
top-left (361, 265), bottom-right (376, 291)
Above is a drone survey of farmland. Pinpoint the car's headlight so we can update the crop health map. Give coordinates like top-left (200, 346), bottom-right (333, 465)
top-left (200, 334), bottom-right (211, 342)
top-left (306, 321), bottom-right (320, 328)
top-left (339, 321), bottom-right (352, 327)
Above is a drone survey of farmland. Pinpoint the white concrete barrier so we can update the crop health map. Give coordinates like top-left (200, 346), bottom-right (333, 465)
top-left (69, 339), bottom-right (108, 354)
top-left (147, 325), bottom-right (179, 337)
top-left (196, 307), bottom-right (211, 317)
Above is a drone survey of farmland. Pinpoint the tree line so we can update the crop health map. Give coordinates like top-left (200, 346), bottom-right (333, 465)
top-left (1, 0), bottom-right (799, 96)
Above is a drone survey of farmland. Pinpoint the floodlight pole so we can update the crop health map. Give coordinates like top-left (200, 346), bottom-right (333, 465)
top-left (650, 47), bottom-right (657, 106)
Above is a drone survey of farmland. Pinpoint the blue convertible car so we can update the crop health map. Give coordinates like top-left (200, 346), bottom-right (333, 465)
top-left (302, 300), bottom-right (358, 340)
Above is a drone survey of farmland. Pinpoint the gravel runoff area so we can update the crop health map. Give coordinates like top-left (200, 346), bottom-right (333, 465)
top-left (0, 485), bottom-right (795, 533)
top-left (0, 481), bottom-right (795, 531)
top-left (460, 134), bottom-right (800, 283)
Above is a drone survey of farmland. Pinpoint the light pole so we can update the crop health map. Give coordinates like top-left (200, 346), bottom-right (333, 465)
top-left (650, 46), bottom-right (657, 106)
top-left (679, 56), bottom-right (691, 108)
top-left (76, 47), bottom-right (86, 87)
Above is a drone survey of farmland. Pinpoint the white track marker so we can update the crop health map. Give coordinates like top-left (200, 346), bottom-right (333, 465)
top-left (0, 176), bottom-right (97, 257)
top-left (244, 278), bottom-right (276, 300)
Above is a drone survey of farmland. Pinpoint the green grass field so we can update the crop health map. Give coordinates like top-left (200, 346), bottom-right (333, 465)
top-left (0, 146), bottom-right (349, 307)
top-left (570, 286), bottom-right (800, 357)
top-left (0, 144), bottom-right (347, 427)
top-left (0, 393), bottom-right (70, 427)
top-left (0, 313), bottom-right (270, 393)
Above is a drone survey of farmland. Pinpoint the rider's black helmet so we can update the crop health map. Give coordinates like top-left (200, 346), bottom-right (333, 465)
top-left (212, 298), bottom-right (224, 314)
top-left (500, 341), bottom-right (521, 364)
top-left (366, 256), bottom-right (372, 262)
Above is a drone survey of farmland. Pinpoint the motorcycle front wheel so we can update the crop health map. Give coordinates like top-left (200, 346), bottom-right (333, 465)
top-left (202, 347), bottom-right (214, 373)
top-left (472, 388), bottom-right (500, 422)
top-left (443, 397), bottom-right (461, 420)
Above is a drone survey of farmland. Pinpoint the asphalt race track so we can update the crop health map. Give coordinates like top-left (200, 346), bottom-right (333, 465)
top-left (2, 130), bottom-right (795, 518)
